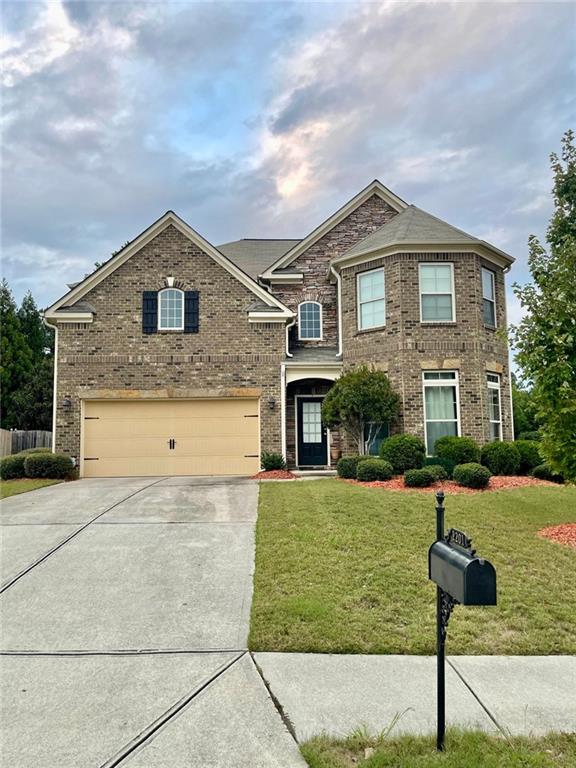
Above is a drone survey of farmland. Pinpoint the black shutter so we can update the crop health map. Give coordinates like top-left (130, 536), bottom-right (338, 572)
top-left (184, 291), bottom-right (199, 333)
top-left (142, 291), bottom-right (158, 334)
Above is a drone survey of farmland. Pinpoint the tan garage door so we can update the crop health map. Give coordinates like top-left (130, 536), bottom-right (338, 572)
top-left (82, 399), bottom-right (260, 477)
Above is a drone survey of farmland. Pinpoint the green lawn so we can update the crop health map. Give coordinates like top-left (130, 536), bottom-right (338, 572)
top-left (301, 730), bottom-right (576, 768)
top-left (0, 478), bottom-right (62, 499)
top-left (249, 480), bottom-right (576, 654)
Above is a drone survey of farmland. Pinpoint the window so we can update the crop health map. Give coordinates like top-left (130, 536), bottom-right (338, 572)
top-left (298, 301), bottom-right (322, 340)
top-left (487, 373), bottom-right (502, 441)
top-left (357, 268), bottom-right (385, 329)
top-left (158, 288), bottom-right (184, 330)
top-left (482, 268), bottom-right (496, 327)
top-left (419, 263), bottom-right (455, 322)
top-left (363, 422), bottom-right (389, 455)
top-left (423, 371), bottom-right (460, 455)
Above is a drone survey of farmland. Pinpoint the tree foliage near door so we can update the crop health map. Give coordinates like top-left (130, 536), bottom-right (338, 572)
top-left (510, 130), bottom-right (576, 482)
top-left (321, 365), bottom-right (400, 453)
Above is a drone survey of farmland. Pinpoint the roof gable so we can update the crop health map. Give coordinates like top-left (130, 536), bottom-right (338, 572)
top-left (45, 212), bottom-right (292, 320)
top-left (260, 179), bottom-right (408, 278)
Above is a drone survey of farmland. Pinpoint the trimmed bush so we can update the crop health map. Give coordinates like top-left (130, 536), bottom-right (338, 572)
top-left (424, 457), bottom-right (456, 479)
top-left (427, 463), bottom-right (448, 481)
top-left (531, 463), bottom-right (564, 484)
top-left (379, 434), bottom-right (425, 473)
top-left (357, 458), bottom-right (394, 482)
top-left (481, 441), bottom-right (521, 475)
top-left (24, 453), bottom-right (74, 479)
top-left (514, 440), bottom-right (542, 475)
top-left (336, 455), bottom-right (364, 479)
top-left (260, 451), bottom-right (286, 471)
top-left (404, 468), bottom-right (436, 487)
top-left (435, 436), bottom-right (480, 464)
top-left (517, 430), bottom-right (541, 442)
top-left (17, 447), bottom-right (52, 456)
top-left (0, 454), bottom-right (27, 480)
top-left (453, 462), bottom-right (492, 489)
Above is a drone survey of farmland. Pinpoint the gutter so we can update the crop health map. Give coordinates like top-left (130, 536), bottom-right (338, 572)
top-left (42, 314), bottom-right (58, 454)
top-left (329, 263), bottom-right (343, 358)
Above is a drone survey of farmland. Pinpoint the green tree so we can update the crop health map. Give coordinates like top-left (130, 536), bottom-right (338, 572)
top-left (0, 279), bottom-right (34, 428)
top-left (510, 130), bottom-right (576, 481)
top-left (18, 290), bottom-right (54, 356)
top-left (321, 365), bottom-right (401, 453)
top-left (9, 356), bottom-right (54, 430)
top-left (511, 376), bottom-right (539, 437)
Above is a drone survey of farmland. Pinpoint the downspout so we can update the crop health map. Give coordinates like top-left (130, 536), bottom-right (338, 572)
top-left (329, 263), bottom-right (343, 358)
top-left (280, 363), bottom-right (287, 461)
top-left (503, 264), bottom-right (515, 439)
top-left (43, 315), bottom-right (58, 454)
top-left (285, 316), bottom-right (296, 358)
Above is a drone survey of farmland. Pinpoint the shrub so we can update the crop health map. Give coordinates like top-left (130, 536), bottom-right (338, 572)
top-left (517, 430), bottom-right (541, 442)
top-left (427, 463), bottom-right (448, 481)
top-left (24, 453), bottom-right (74, 479)
top-left (531, 463), bottom-right (564, 484)
top-left (336, 455), bottom-right (364, 479)
top-left (453, 463), bottom-right (492, 489)
top-left (357, 458), bottom-right (394, 482)
top-left (434, 436), bottom-right (480, 464)
top-left (0, 454), bottom-right (26, 480)
top-left (424, 457), bottom-right (456, 479)
top-left (480, 441), bottom-right (521, 475)
top-left (17, 447), bottom-right (52, 455)
top-left (379, 434), bottom-right (425, 473)
top-left (404, 468), bottom-right (436, 487)
top-left (514, 440), bottom-right (542, 475)
top-left (260, 451), bottom-right (286, 471)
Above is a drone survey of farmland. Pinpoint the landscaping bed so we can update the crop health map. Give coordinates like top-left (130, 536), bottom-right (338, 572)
top-left (249, 479), bottom-right (576, 655)
top-left (343, 475), bottom-right (557, 494)
top-left (538, 523), bottom-right (576, 549)
top-left (250, 470), bottom-right (297, 480)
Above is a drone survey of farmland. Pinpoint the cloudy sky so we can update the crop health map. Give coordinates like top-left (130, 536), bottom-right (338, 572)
top-left (2, 0), bottom-right (574, 325)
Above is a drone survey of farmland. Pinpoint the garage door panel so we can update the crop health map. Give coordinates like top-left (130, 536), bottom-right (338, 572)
top-left (82, 399), bottom-right (260, 477)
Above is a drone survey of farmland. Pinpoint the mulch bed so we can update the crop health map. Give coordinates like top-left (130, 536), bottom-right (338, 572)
top-left (343, 475), bottom-right (558, 494)
top-left (250, 470), bottom-right (297, 480)
top-left (538, 523), bottom-right (576, 549)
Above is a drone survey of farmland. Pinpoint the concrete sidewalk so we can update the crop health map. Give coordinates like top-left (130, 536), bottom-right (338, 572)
top-left (254, 653), bottom-right (576, 741)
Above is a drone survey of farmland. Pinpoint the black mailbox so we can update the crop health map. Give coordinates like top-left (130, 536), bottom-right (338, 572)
top-left (428, 540), bottom-right (496, 606)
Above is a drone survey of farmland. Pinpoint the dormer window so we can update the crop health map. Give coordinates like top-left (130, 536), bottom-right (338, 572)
top-left (158, 288), bottom-right (184, 330)
top-left (298, 301), bottom-right (322, 340)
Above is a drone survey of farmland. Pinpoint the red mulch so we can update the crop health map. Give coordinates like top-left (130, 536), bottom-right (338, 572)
top-left (250, 470), bottom-right (297, 480)
top-left (538, 524), bottom-right (576, 549)
top-left (343, 475), bottom-right (558, 494)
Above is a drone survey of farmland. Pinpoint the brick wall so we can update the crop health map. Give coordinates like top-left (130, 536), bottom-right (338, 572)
top-left (341, 252), bottom-right (512, 448)
top-left (55, 225), bottom-right (285, 459)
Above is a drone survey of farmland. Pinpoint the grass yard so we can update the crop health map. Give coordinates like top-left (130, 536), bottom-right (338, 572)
top-left (301, 729), bottom-right (576, 768)
top-left (0, 478), bottom-right (62, 499)
top-left (249, 480), bottom-right (576, 654)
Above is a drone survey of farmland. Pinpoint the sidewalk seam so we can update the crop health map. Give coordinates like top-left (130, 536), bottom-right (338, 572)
top-left (447, 658), bottom-right (506, 735)
top-left (250, 652), bottom-right (300, 744)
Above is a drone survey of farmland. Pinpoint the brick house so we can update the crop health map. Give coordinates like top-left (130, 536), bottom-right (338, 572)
top-left (44, 180), bottom-right (514, 477)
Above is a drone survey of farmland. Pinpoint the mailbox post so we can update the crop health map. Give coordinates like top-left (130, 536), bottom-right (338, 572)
top-left (429, 490), bottom-right (497, 751)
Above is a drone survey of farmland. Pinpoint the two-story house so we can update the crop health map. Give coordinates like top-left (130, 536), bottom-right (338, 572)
top-left (44, 180), bottom-right (514, 477)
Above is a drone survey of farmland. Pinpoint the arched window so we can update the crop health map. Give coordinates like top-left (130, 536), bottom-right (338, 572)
top-left (158, 288), bottom-right (184, 330)
top-left (298, 301), bottom-right (322, 340)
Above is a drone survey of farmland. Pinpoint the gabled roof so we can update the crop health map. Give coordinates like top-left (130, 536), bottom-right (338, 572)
top-left (332, 205), bottom-right (514, 268)
top-left (217, 239), bottom-right (301, 279)
top-left (260, 179), bottom-right (408, 279)
top-left (45, 211), bottom-right (293, 321)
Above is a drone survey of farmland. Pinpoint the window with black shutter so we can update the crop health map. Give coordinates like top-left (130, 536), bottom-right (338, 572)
top-left (184, 291), bottom-right (199, 333)
top-left (142, 291), bottom-right (158, 334)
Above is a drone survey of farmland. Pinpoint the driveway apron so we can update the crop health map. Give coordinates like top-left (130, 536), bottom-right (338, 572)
top-left (0, 477), bottom-right (305, 767)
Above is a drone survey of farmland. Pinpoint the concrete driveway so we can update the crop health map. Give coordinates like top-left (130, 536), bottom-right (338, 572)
top-left (0, 477), bottom-right (305, 767)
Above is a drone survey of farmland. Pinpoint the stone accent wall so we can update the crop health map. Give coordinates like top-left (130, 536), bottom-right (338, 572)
top-left (272, 194), bottom-right (398, 349)
top-left (55, 225), bottom-right (285, 460)
top-left (341, 252), bottom-right (512, 448)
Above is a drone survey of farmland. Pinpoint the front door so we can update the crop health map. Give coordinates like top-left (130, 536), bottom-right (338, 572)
top-left (297, 397), bottom-right (327, 466)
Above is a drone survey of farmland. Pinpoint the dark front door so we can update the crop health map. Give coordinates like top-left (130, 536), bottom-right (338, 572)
top-left (297, 397), bottom-right (327, 466)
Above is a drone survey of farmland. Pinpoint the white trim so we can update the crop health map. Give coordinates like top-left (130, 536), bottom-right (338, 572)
top-left (260, 180), bottom-right (408, 278)
top-left (157, 287), bottom-right (184, 331)
top-left (487, 373), bottom-right (503, 441)
top-left (356, 266), bottom-right (386, 331)
top-left (285, 365), bottom-right (341, 386)
top-left (52, 313), bottom-right (94, 323)
top-left (332, 242), bottom-right (512, 272)
top-left (280, 364), bottom-right (287, 461)
top-left (294, 394), bottom-right (328, 468)
top-left (79, 397), bottom-right (85, 476)
top-left (297, 301), bottom-right (323, 341)
top-left (329, 264), bottom-right (343, 357)
top-left (419, 262), bottom-right (456, 324)
top-left (50, 323), bottom-right (58, 453)
top-left (422, 370), bottom-right (461, 456)
top-left (481, 267), bottom-right (497, 328)
top-left (44, 211), bottom-right (291, 320)
top-left (266, 274), bottom-right (304, 284)
top-left (248, 311), bottom-right (293, 323)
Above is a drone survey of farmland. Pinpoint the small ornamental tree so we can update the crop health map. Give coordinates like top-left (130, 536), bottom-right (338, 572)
top-left (510, 130), bottom-right (576, 482)
top-left (321, 365), bottom-right (401, 454)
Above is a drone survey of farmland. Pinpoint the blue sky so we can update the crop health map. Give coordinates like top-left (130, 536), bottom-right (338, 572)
top-left (2, 0), bottom-right (575, 329)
